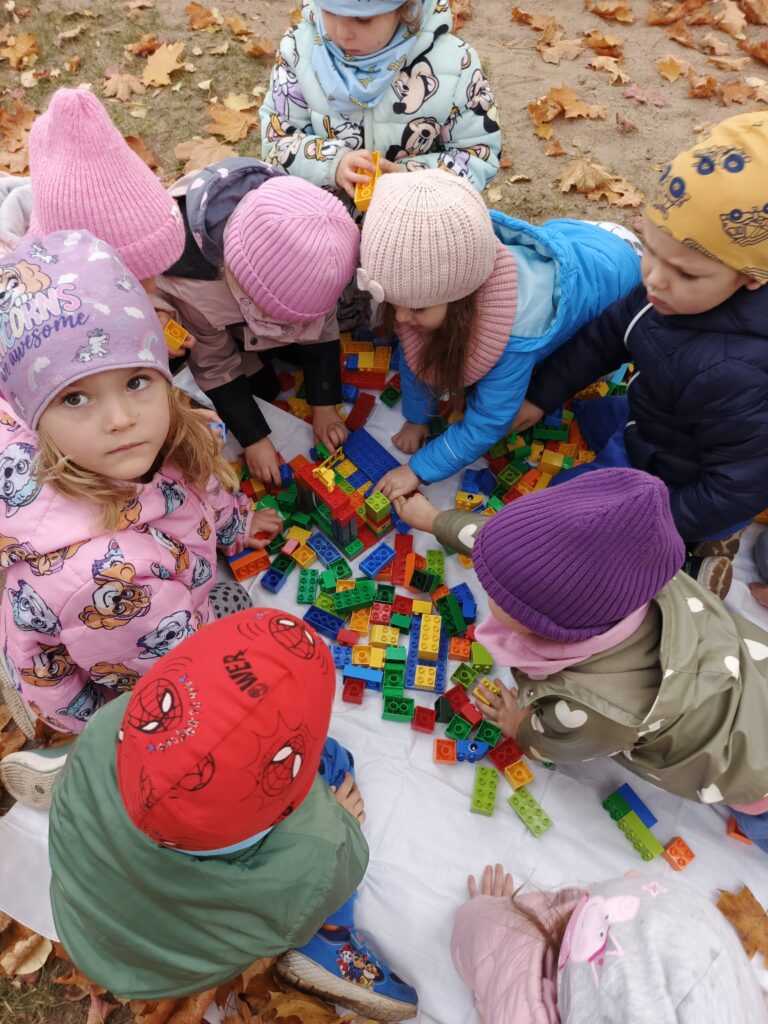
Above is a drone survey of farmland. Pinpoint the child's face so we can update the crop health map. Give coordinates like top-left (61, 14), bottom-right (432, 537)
top-left (393, 302), bottom-right (448, 331)
top-left (488, 597), bottom-right (535, 635)
top-left (641, 219), bottom-right (761, 316)
top-left (322, 10), bottom-right (402, 56)
top-left (38, 367), bottom-right (170, 481)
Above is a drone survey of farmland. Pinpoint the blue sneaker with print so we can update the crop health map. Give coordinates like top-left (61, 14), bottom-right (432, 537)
top-left (276, 925), bottom-right (418, 1021)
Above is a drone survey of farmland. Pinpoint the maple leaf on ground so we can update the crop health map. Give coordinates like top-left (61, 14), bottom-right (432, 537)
top-left (739, 37), bottom-right (768, 62)
top-left (129, 33), bottom-right (160, 57)
top-left (538, 36), bottom-right (584, 64)
top-left (0, 32), bottom-right (38, 68)
top-left (666, 20), bottom-right (698, 47)
top-left (185, 2), bottom-right (220, 30)
top-left (687, 70), bottom-right (718, 96)
top-left (225, 15), bottom-right (251, 37)
top-left (0, 921), bottom-right (52, 975)
top-left (702, 30), bottom-right (730, 53)
top-left (124, 135), bottom-right (161, 168)
top-left (746, 74), bottom-right (768, 100)
top-left (588, 55), bottom-right (629, 82)
top-left (452, 0), bottom-right (472, 32)
top-left (717, 886), bottom-right (768, 967)
top-left (616, 111), bottom-right (638, 132)
top-left (720, 79), bottom-right (756, 102)
top-left (718, 0), bottom-right (748, 35)
top-left (583, 28), bottom-right (624, 57)
top-left (544, 139), bottom-right (567, 155)
top-left (511, 8), bottom-right (560, 33)
top-left (244, 36), bottom-right (276, 58)
top-left (708, 53), bottom-right (750, 69)
top-left (222, 92), bottom-right (256, 111)
top-left (585, 0), bottom-right (634, 23)
top-left (141, 42), bottom-right (186, 87)
top-left (205, 102), bottom-right (258, 142)
top-left (175, 135), bottom-right (237, 173)
top-left (657, 54), bottom-right (689, 81)
top-left (559, 156), bottom-right (642, 206)
top-left (103, 71), bottom-right (145, 101)
top-left (741, 0), bottom-right (768, 23)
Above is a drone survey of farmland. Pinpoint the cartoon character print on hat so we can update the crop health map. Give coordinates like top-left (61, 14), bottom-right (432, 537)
top-left (117, 608), bottom-right (336, 850)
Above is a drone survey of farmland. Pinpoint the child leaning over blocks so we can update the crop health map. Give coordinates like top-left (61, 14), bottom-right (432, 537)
top-left (395, 469), bottom-right (768, 850)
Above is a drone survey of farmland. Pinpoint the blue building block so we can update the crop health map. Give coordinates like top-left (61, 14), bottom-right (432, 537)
top-left (456, 739), bottom-right (490, 763)
top-left (346, 470), bottom-right (370, 491)
top-left (404, 613), bottom-right (449, 694)
top-left (307, 532), bottom-right (343, 566)
top-left (343, 665), bottom-right (384, 689)
top-left (615, 783), bottom-right (657, 829)
top-left (278, 463), bottom-right (293, 487)
top-left (346, 354), bottom-right (359, 370)
top-left (331, 644), bottom-right (353, 669)
top-left (359, 543), bottom-right (396, 579)
top-left (476, 468), bottom-right (497, 494)
top-left (341, 383), bottom-right (360, 403)
top-left (303, 605), bottom-right (346, 641)
top-left (450, 582), bottom-right (477, 624)
top-left (260, 568), bottom-right (288, 594)
top-left (343, 429), bottom-right (400, 484)
top-left (390, 506), bottom-right (411, 534)
top-left (461, 469), bottom-right (483, 492)
top-left (543, 408), bottom-right (564, 427)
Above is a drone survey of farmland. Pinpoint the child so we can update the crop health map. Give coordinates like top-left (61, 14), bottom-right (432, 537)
top-left (0, 231), bottom-right (283, 772)
top-left (354, 170), bottom-right (641, 497)
top-left (513, 111), bottom-right (768, 595)
top-left (155, 159), bottom-right (360, 483)
top-left (394, 468), bottom-right (768, 849)
top-left (260, 0), bottom-right (501, 198)
top-left (27, 88), bottom-right (190, 357)
top-left (451, 863), bottom-right (768, 1023)
top-left (49, 607), bottom-right (419, 1022)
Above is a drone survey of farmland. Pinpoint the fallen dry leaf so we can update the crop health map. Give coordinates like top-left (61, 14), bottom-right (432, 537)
top-left (141, 42), bottom-right (186, 87)
top-left (225, 15), bottom-right (250, 36)
top-left (717, 0), bottom-right (748, 35)
top-left (205, 101), bottom-right (257, 142)
top-left (708, 53), bottom-right (750, 69)
top-left (0, 727), bottom-right (24, 760)
top-left (582, 28), bottom-right (624, 57)
top-left (129, 33), bottom-right (160, 57)
top-left (623, 82), bottom-right (668, 105)
top-left (222, 92), bottom-right (255, 111)
top-left (0, 921), bottom-right (52, 976)
top-left (741, 0), bottom-right (768, 22)
top-left (512, 7), bottom-right (559, 31)
top-left (209, 40), bottom-right (230, 54)
top-left (687, 70), bottom-right (719, 97)
top-left (587, 55), bottom-right (629, 82)
top-left (544, 138), bottom-right (567, 156)
top-left (702, 30), bottom-right (730, 53)
top-left (746, 73), bottom-right (768, 100)
top-left (0, 32), bottom-right (38, 68)
top-left (185, 2), bottom-right (220, 30)
top-left (528, 84), bottom-right (606, 129)
top-left (666, 20), bottom-right (698, 47)
top-left (720, 79), bottom-right (756, 102)
top-left (585, 0), bottom-right (634, 22)
top-left (57, 25), bottom-right (84, 44)
top-left (534, 122), bottom-right (554, 139)
top-left (127, 0), bottom-right (154, 9)
top-left (103, 71), bottom-right (145, 101)
top-left (507, 174), bottom-right (532, 183)
top-left (615, 111), bottom-right (638, 132)
top-left (244, 36), bottom-right (276, 58)
top-left (657, 54), bottom-right (688, 81)
top-left (487, 185), bottom-right (503, 203)
top-left (452, 0), bottom-right (472, 32)
top-left (559, 156), bottom-right (643, 206)
top-left (739, 37), bottom-right (768, 62)
top-left (538, 36), bottom-right (584, 64)
top-left (124, 134), bottom-right (161, 168)
top-left (717, 886), bottom-right (768, 967)
top-left (175, 135), bottom-right (237, 172)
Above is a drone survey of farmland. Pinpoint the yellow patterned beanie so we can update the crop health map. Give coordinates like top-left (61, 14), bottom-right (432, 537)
top-left (646, 111), bottom-right (768, 282)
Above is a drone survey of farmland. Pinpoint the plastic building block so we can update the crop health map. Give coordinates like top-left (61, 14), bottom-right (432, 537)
top-left (349, 608), bottom-right (371, 635)
top-left (345, 392), bottom-right (376, 432)
top-left (413, 665), bottom-right (437, 691)
top-left (472, 677), bottom-right (501, 706)
top-left (417, 614), bottom-right (442, 661)
top-left (291, 544), bottom-right (317, 568)
top-left (353, 150), bottom-right (381, 212)
top-left (342, 679), bottom-right (365, 705)
top-left (336, 627), bottom-right (359, 647)
top-left (314, 591), bottom-right (336, 614)
top-left (470, 641), bottom-right (493, 671)
top-left (434, 696), bottom-right (453, 723)
top-left (382, 695), bottom-right (415, 722)
top-left (617, 811), bottom-right (664, 861)
top-left (260, 568), bottom-right (288, 594)
top-left (602, 789), bottom-right (632, 821)
top-left (446, 714), bottom-right (472, 740)
top-left (488, 737), bottom-right (523, 771)
top-left (614, 783), bottom-right (657, 829)
top-left (475, 720), bottom-right (502, 747)
top-left (412, 706), bottom-right (436, 733)
top-left (365, 492), bottom-right (391, 524)
top-left (227, 547), bottom-right (270, 581)
top-left (328, 556), bottom-right (352, 581)
top-left (303, 605), bottom-right (345, 641)
top-left (412, 599), bottom-right (432, 616)
top-left (163, 318), bottom-right (190, 351)
top-left (343, 665), bottom-right (383, 688)
top-left (459, 702), bottom-right (483, 729)
top-left (410, 568), bottom-right (438, 593)
top-left (390, 613), bottom-right (412, 633)
top-left (663, 836), bottom-right (695, 870)
top-left (451, 663), bottom-right (478, 690)
top-left (435, 593), bottom-right (466, 636)
top-left (470, 765), bottom-right (499, 816)
top-left (508, 788), bottom-right (553, 837)
top-left (383, 665), bottom-right (405, 691)
top-left (359, 543), bottom-right (396, 579)
top-left (343, 428), bottom-right (400, 483)
top-left (335, 579), bottom-right (356, 593)
top-left (434, 737), bottom-right (457, 763)
top-left (319, 569), bottom-right (338, 593)
top-left (352, 644), bottom-right (373, 666)
top-left (726, 815), bottom-right (753, 845)
top-left (296, 568), bottom-right (319, 605)
top-left (444, 685), bottom-right (472, 713)
top-left (503, 759), bottom-right (534, 790)
top-left (370, 624), bottom-right (400, 648)
top-left (333, 580), bottom-right (377, 615)
top-left (307, 532), bottom-right (343, 566)
top-left (375, 583), bottom-right (396, 604)
top-left (331, 644), bottom-right (353, 669)
top-left (369, 601), bottom-right (393, 625)
top-left (449, 637), bottom-right (472, 661)
top-left (456, 739), bottom-right (490, 763)
top-left (385, 645), bottom-right (407, 663)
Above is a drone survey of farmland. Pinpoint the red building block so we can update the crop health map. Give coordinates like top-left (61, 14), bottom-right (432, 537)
top-left (336, 628), bottom-right (360, 647)
top-left (369, 602), bottom-right (393, 625)
top-left (488, 736), bottom-right (523, 772)
top-left (412, 706), bottom-right (436, 733)
top-left (341, 369), bottom-right (387, 390)
top-left (434, 738), bottom-right (457, 764)
top-left (663, 836), bottom-right (695, 870)
top-left (394, 533), bottom-right (413, 554)
top-left (460, 702), bottom-right (483, 729)
top-left (342, 679), bottom-right (365, 704)
top-left (345, 393), bottom-right (376, 431)
top-left (393, 595), bottom-right (413, 616)
top-left (445, 685), bottom-right (471, 714)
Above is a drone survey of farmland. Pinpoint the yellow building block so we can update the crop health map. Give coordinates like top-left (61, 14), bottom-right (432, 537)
top-left (472, 677), bottom-right (501, 706)
top-left (533, 472), bottom-right (553, 490)
top-left (357, 352), bottom-right (375, 370)
top-left (285, 526), bottom-right (312, 545)
top-left (373, 346), bottom-right (391, 370)
top-left (291, 544), bottom-right (316, 568)
top-left (287, 396), bottom-right (312, 421)
top-left (503, 760), bottom-right (534, 790)
top-left (529, 441), bottom-right (544, 463)
top-left (353, 150), bottom-right (381, 213)
top-left (336, 459), bottom-right (358, 479)
top-left (412, 600), bottom-right (432, 616)
top-left (417, 614), bottom-right (442, 661)
top-left (414, 665), bottom-right (437, 691)
top-left (163, 318), bottom-right (190, 351)
top-left (350, 608), bottom-right (371, 635)
top-left (312, 466), bottom-right (336, 492)
top-left (335, 579), bottom-right (355, 592)
top-left (352, 645), bottom-right (372, 666)
top-left (369, 647), bottom-right (385, 669)
top-left (370, 625), bottom-right (400, 649)
top-left (342, 340), bottom-right (375, 354)
top-left (455, 491), bottom-right (484, 512)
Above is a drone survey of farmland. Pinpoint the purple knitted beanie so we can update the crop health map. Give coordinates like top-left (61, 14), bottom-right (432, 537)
top-left (223, 176), bottom-right (359, 324)
top-left (472, 469), bottom-right (685, 641)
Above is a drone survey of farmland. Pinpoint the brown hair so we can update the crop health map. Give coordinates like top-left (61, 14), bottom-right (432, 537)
top-left (36, 385), bottom-right (238, 532)
top-left (383, 291), bottom-right (478, 398)
top-left (399, 1), bottom-right (422, 31)
top-left (510, 886), bottom-right (573, 962)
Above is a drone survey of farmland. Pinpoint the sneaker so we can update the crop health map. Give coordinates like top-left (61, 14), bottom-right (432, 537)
top-left (691, 529), bottom-right (744, 560)
top-left (276, 926), bottom-right (418, 1022)
top-left (0, 651), bottom-right (35, 738)
top-left (0, 744), bottom-right (73, 809)
top-left (683, 554), bottom-right (733, 599)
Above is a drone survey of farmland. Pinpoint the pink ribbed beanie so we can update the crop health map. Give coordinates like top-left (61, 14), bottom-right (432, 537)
top-left (223, 177), bottom-right (359, 323)
top-left (357, 170), bottom-right (497, 308)
top-left (29, 89), bottom-right (185, 280)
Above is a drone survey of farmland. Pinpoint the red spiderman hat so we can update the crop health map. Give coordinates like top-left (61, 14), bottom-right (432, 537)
top-left (116, 608), bottom-right (336, 851)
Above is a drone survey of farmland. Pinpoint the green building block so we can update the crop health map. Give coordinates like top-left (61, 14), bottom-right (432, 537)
top-left (380, 385), bottom-right (401, 408)
top-left (314, 441), bottom-right (331, 460)
top-left (617, 811), bottom-right (664, 861)
top-left (270, 553), bottom-right (296, 577)
top-left (385, 645), bottom-right (407, 663)
top-left (365, 492), bottom-right (391, 524)
top-left (475, 720), bottom-right (502, 747)
top-left (256, 495), bottom-right (280, 512)
top-left (332, 580), bottom-right (376, 615)
top-left (470, 641), bottom-right (493, 672)
top-left (267, 534), bottom-right (285, 555)
top-left (409, 568), bottom-right (438, 593)
top-left (289, 512), bottom-right (312, 529)
top-left (383, 665), bottom-right (405, 689)
top-left (487, 439), bottom-right (508, 460)
top-left (533, 424), bottom-right (569, 442)
top-left (335, 477), bottom-right (355, 495)
top-left (470, 765), bottom-right (499, 816)
top-left (390, 613), bottom-right (412, 633)
top-left (342, 538), bottom-right (365, 559)
top-left (313, 591), bottom-right (336, 614)
top-left (436, 594), bottom-right (466, 637)
top-left (508, 788), bottom-right (552, 837)
top-left (602, 790), bottom-right (632, 821)
top-left (425, 550), bottom-right (445, 583)
top-left (328, 557), bottom-right (352, 581)
top-left (446, 714), bottom-right (472, 740)
top-left (486, 495), bottom-right (504, 512)
top-left (497, 463), bottom-right (523, 489)
top-left (382, 695), bottom-right (415, 722)
top-left (319, 569), bottom-right (337, 593)
top-left (374, 584), bottom-right (395, 604)
top-left (296, 569), bottom-right (319, 605)
top-left (451, 663), bottom-right (477, 690)
top-left (277, 483), bottom-right (297, 513)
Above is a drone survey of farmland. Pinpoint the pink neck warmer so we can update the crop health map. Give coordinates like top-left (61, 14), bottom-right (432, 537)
top-left (474, 603), bottom-right (651, 679)
top-left (397, 240), bottom-right (518, 388)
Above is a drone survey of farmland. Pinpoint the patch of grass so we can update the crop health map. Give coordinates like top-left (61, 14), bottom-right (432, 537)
top-left (0, 965), bottom-right (73, 1024)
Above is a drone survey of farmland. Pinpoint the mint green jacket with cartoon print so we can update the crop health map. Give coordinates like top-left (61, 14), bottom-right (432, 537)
top-left (259, 0), bottom-right (501, 192)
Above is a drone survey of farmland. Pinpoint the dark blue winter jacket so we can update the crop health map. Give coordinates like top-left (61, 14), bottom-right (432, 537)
top-left (526, 282), bottom-right (768, 541)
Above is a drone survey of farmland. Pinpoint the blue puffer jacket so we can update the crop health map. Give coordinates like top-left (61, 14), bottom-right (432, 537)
top-left (526, 282), bottom-right (768, 541)
top-left (407, 214), bottom-right (642, 483)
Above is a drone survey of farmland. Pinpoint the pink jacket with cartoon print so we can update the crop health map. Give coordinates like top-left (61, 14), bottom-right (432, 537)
top-left (0, 401), bottom-right (252, 735)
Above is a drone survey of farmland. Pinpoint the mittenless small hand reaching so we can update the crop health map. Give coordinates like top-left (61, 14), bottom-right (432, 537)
top-left (468, 863), bottom-right (515, 899)
top-left (332, 772), bottom-right (366, 824)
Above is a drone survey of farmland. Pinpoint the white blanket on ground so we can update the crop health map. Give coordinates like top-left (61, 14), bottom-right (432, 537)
top-left (1, 377), bottom-right (767, 1023)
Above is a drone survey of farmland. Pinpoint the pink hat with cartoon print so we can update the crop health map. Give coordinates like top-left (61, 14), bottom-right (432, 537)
top-left (0, 231), bottom-right (172, 429)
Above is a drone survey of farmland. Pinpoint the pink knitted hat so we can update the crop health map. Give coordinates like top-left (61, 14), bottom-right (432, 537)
top-left (357, 170), bottom-right (497, 308)
top-left (29, 89), bottom-right (185, 280)
top-left (223, 177), bottom-right (359, 323)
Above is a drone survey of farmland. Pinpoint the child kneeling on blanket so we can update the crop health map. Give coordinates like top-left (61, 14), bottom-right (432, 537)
top-left (48, 608), bottom-right (418, 1022)
top-left (395, 468), bottom-right (768, 849)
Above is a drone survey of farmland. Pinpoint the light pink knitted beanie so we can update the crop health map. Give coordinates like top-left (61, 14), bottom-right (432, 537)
top-left (223, 176), bottom-right (360, 323)
top-left (357, 170), bottom-right (497, 308)
top-left (29, 89), bottom-right (185, 280)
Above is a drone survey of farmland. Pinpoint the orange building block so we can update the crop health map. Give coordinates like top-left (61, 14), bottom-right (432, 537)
top-left (434, 738), bottom-right (457, 764)
top-left (726, 815), bottom-right (753, 845)
top-left (662, 836), bottom-right (695, 870)
top-left (503, 760), bottom-right (534, 790)
top-left (449, 636), bottom-right (472, 661)
top-left (228, 548), bottom-right (270, 582)
top-left (163, 318), bottom-right (190, 351)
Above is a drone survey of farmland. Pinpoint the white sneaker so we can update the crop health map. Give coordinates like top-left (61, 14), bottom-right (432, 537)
top-left (0, 745), bottom-right (73, 809)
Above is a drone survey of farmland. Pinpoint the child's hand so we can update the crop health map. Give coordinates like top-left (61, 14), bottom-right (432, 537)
top-left (392, 421), bottom-right (429, 454)
top-left (393, 493), bottom-right (438, 534)
top-left (155, 307), bottom-right (196, 356)
top-left (509, 399), bottom-right (544, 434)
top-left (474, 678), bottom-right (530, 740)
top-left (468, 863), bottom-right (514, 899)
top-left (335, 149), bottom-right (377, 199)
top-left (313, 405), bottom-right (348, 453)
top-left (375, 465), bottom-right (420, 501)
top-left (331, 772), bottom-right (366, 824)
top-left (246, 509), bottom-right (283, 549)
top-left (244, 438), bottom-right (281, 486)
top-left (378, 157), bottom-right (406, 175)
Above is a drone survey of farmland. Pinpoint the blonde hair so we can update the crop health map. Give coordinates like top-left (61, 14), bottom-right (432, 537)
top-left (36, 385), bottom-right (239, 532)
top-left (399, 1), bottom-right (422, 31)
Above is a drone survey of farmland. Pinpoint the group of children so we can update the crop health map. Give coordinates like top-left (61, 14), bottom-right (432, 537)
top-left (0, 0), bottom-right (767, 1020)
